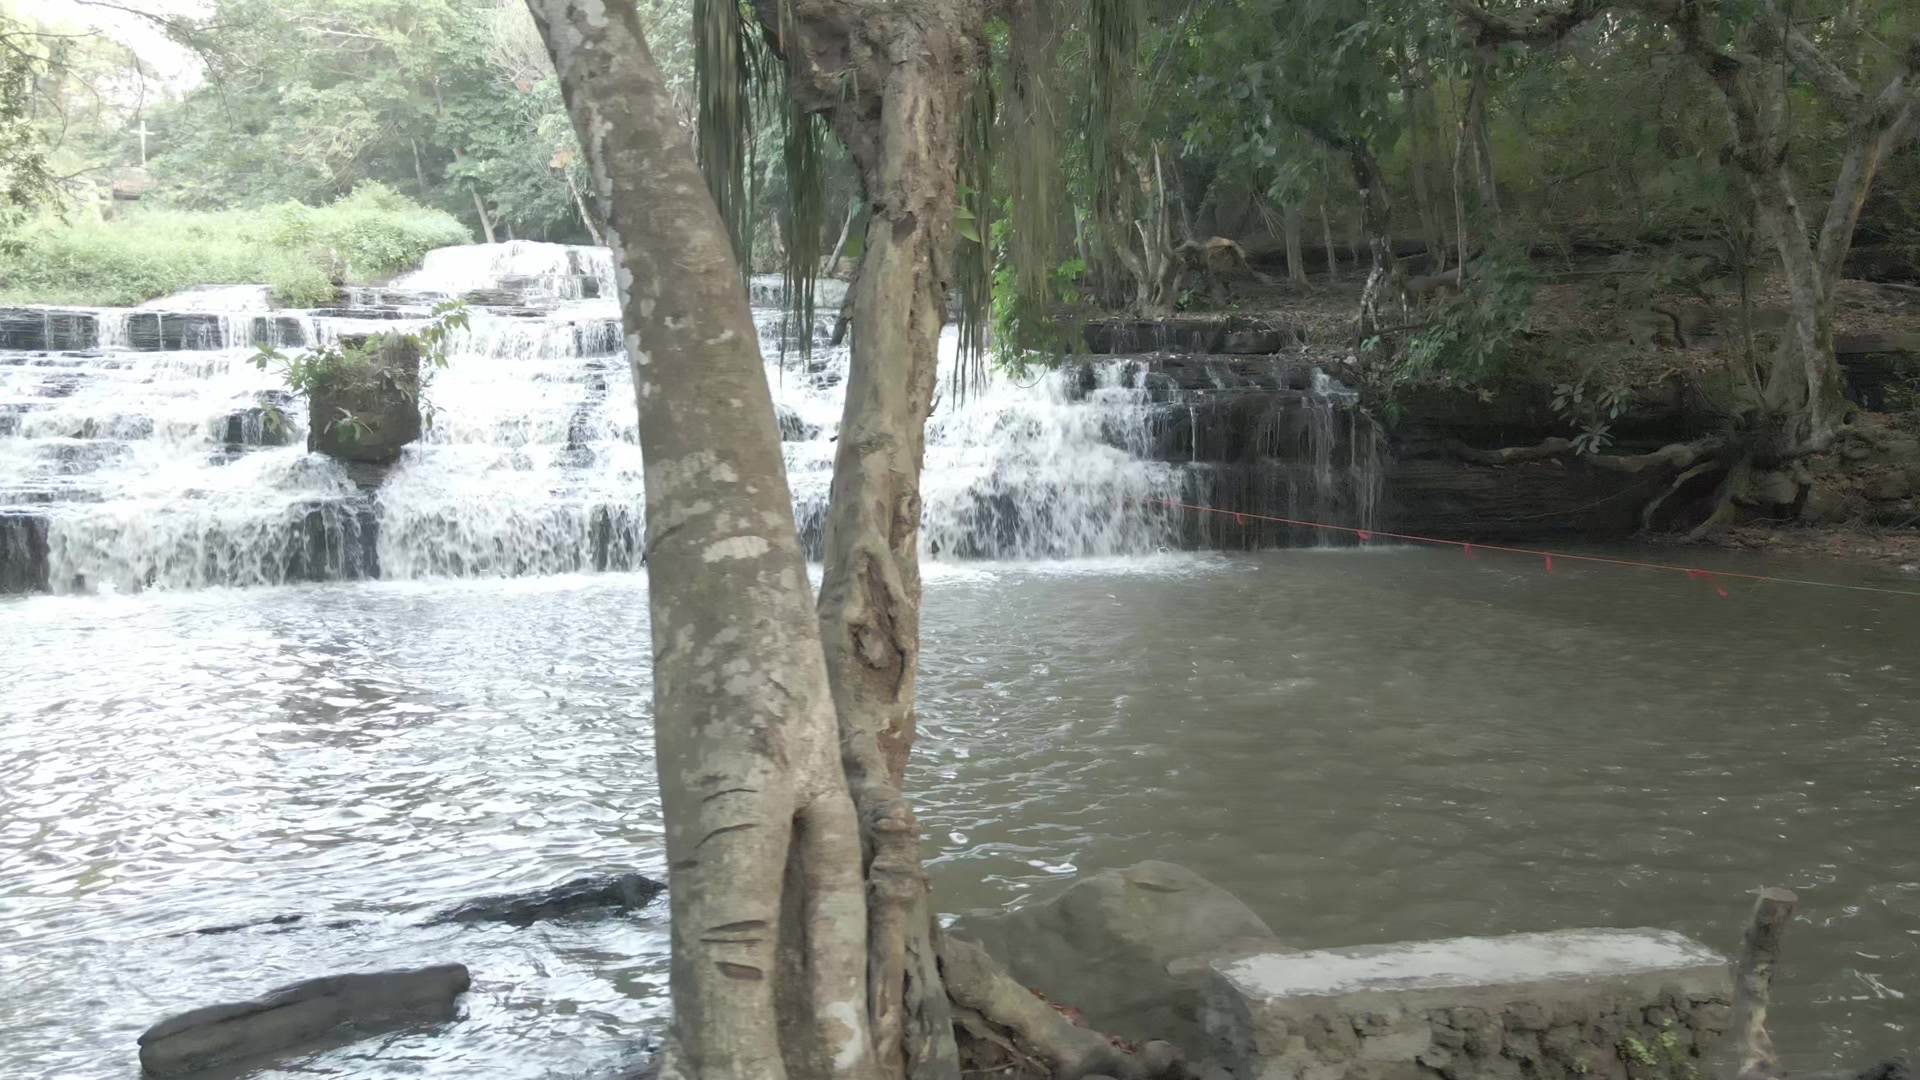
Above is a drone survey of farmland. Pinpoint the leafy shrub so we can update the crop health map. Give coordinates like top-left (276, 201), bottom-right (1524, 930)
top-left (0, 184), bottom-right (470, 307)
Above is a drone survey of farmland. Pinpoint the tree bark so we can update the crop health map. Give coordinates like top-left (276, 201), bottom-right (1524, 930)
top-left (1731, 888), bottom-right (1796, 1080)
top-left (1283, 205), bottom-right (1307, 283)
top-left (1466, 45), bottom-right (1500, 213)
top-left (1404, 79), bottom-right (1445, 274)
top-left (527, 4), bottom-right (879, 1077)
top-left (757, 1), bottom-right (984, 1075)
top-left (1320, 200), bottom-right (1338, 281)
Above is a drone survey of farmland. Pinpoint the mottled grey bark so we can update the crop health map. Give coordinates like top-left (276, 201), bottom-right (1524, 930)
top-left (759, 3), bottom-right (989, 1076)
top-left (526, 3), bottom-right (877, 1078)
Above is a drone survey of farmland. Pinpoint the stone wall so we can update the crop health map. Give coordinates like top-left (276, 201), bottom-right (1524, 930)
top-left (1203, 929), bottom-right (1733, 1080)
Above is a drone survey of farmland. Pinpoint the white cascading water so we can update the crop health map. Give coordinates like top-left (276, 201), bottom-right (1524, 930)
top-left (0, 242), bottom-right (1376, 593)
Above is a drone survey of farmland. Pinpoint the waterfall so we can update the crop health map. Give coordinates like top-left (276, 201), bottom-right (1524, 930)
top-left (0, 242), bottom-right (1379, 593)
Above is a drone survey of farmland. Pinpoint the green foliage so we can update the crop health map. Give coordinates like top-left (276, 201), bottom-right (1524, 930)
top-left (0, 14), bottom-right (60, 254)
top-left (1622, 1024), bottom-right (1697, 1080)
top-left (1403, 257), bottom-right (1537, 388)
top-left (0, 186), bottom-right (469, 307)
top-left (1551, 371), bottom-right (1631, 456)
top-left (250, 299), bottom-right (469, 438)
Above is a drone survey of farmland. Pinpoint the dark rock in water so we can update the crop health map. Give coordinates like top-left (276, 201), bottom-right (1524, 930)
top-left (127, 312), bottom-right (226, 352)
top-left (171, 913), bottom-right (365, 937)
top-left (218, 391), bottom-right (296, 448)
top-left (420, 872), bottom-right (664, 927)
top-left (0, 307), bottom-right (99, 351)
top-left (0, 510), bottom-right (51, 594)
top-left (308, 334), bottom-right (421, 465)
top-left (248, 315), bottom-right (306, 350)
top-left (136, 962), bottom-right (471, 1076)
top-left (776, 403), bottom-right (820, 442)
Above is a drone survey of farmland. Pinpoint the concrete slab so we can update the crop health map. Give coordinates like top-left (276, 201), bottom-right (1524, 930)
top-left (1203, 928), bottom-right (1733, 1080)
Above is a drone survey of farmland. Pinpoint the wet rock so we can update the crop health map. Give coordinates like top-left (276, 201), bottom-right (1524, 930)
top-left (171, 913), bottom-right (365, 937)
top-left (0, 307), bottom-right (99, 351)
top-left (308, 334), bottom-right (421, 465)
top-left (249, 315), bottom-right (307, 349)
top-left (948, 860), bottom-right (1283, 1048)
top-left (776, 403), bottom-right (821, 442)
top-left (136, 962), bottom-right (470, 1076)
top-left (218, 391), bottom-right (296, 448)
top-left (419, 871), bottom-right (664, 927)
top-left (0, 510), bottom-right (51, 593)
top-left (127, 312), bottom-right (226, 351)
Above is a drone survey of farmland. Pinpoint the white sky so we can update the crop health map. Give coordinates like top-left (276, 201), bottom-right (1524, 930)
top-left (32, 0), bottom-right (208, 91)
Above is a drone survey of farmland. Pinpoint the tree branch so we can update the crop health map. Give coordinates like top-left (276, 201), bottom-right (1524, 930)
top-left (1447, 0), bottom-right (1610, 48)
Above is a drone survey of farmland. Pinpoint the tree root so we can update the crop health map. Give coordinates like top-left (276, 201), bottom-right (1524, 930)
top-left (1640, 460), bottom-right (1726, 532)
top-left (1443, 435), bottom-right (1725, 472)
top-left (1686, 455), bottom-right (1753, 542)
top-left (941, 938), bottom-right (1194, 1080)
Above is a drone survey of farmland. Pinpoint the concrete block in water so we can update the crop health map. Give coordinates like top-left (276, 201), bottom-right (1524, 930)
top-left (1204, 928), bottom-right (1732, 1080)
top-left (137, 962), bottom-right (471, 1076)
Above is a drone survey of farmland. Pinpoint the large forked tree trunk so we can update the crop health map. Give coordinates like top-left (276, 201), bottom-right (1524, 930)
top-left (526, 4), bottom-right (879, 1078)
top-left (754, 1), bottom-right (984, 1075)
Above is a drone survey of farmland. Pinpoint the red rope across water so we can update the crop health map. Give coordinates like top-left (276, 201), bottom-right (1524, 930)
top-left (1142, 498), bottom-right (1920, 600)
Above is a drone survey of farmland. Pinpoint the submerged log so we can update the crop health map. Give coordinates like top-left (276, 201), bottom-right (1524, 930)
top-left (137, 963), bottom-right (470, 1076)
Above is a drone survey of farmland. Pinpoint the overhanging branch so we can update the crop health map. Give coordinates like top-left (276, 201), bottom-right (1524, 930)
top-left (1447, 0), bottom-right (1609, 48)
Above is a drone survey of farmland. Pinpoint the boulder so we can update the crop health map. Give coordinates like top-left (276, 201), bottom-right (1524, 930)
top-left (948, 861), bottom-right (1284, 1048)
top-left (137, 962), bottom-right (471, 1076)
top-left (1800, 481), bottom-right (1852, 524)
top-left (1864, 471), bottom-right (1915, 502)
top-left (308, 334), bottom-right (422, 465)
top-left (419, 871), bottom-right (664, 927)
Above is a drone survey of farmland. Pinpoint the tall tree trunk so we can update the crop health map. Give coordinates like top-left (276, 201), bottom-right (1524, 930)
top-left (1402, 72), bottom-right (1445, 273)
top-left (1319, 200), bottom-right (1338, 281)
top-left (409, 137), bottom-right (432, 198)
top-left (1448, 60), bottom-right (1472, 280)
top-left (1467, 45), bottom-right (1500, 213)
top-left (528, 4), bottom-right (879, 1078)
top-left (1343, 141), bottom-right (1398, 341)
top-left (1283, 205), bottom-right (1307, 283)
top-left (566, 171), bottom-right (605, 246)
top-left (759, 1), bottom-right (982, 1075)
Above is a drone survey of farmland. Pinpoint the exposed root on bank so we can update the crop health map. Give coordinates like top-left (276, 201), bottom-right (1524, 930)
top-left (1443, 435), bottom-right (1745, 536)
top-left (942, 938), bottom-right (1194, 1080)
top-left (1686, 455), bottom-right (1754, 542)
top-left (1641, 459), bottom-right (1726, 532)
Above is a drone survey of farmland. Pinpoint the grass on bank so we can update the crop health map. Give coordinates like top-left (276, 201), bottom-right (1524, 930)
top-left (0, 184), bottom-right (472, 308)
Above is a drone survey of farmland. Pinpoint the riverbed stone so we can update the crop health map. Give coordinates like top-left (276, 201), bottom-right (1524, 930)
top-left (137, 962), bottom-right (471, 1075)
top-left (948, 861), bottom-right (1285, 1048)
top-left (1202, 928), bottom-right (1732, 1080)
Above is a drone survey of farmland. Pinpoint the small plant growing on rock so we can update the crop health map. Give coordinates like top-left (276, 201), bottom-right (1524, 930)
top-left (1622, 1022), bottom-right (1697, 1080)
top-left (249, 300), bottom-right (468, 440)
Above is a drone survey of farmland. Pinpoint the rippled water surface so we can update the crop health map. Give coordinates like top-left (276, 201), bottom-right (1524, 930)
top-left (4, 550), bottom-right (1919, 1077)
